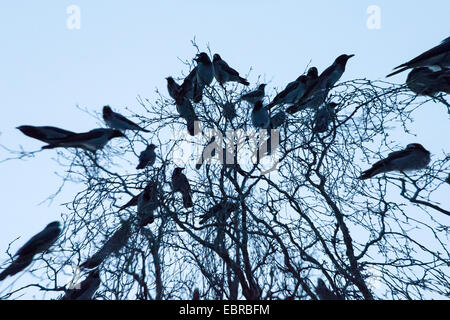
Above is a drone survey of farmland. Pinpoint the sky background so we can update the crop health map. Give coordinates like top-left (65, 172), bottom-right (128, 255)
top-left (0, 1), bottom-right (449, 297)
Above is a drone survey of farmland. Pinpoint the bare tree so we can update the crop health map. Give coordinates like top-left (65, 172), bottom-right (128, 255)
top-left (1, 46), bottom-right (449, 300)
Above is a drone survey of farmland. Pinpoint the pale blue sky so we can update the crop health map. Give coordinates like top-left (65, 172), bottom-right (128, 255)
top-left (0, 1), bottom-right (449, 294)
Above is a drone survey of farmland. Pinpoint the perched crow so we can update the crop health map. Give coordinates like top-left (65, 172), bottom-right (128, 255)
top-left (359, 143), bottom-right (431, 180)
top-left (176, 98), bottom-right (200, 136)
top-left (241, 84), bottom-right (266, 104)
top-left (199, 200), bottom-right (239, 225)
top-left (269, 110), bottom-right (287, 129)
top-left (194, 52), bottom-right (214, 88)
top-left (387, 36), bottom-right (450, 77)
top-left (223, 102), bottom-right (236, 121)
top-left (41, 128), bottom-right (125, 153)
top-left (172, 167), bottom-right (193, 209)
top-left (17, 126), bottom-right (76, 144)
top-left (312, 102), bottom-right (337, 133)
top-left (0, 221), bottom-right (61, 281)
top-left (136, 144), bottom-right (157, 170)
top-left (251, 101), bottom-right (270, 129)
top-left (80, 221), bottom-right (131, 269)
top-left (266, 76), bottom-right (307, 110)
top-left (137, 182), bottom-right (159, 226)
top-left (315, 279), bottom-right (342, 300)
top-left (166, 76), bottom-right (181, 100)
top-left (103, 106), bottom-right (149, 132)
top-left (288, 54), bottom-right (354, 114)
top-left (213, 54), bottom-right (249, 86)
top-left (406, 67), bottom-right (450, 96)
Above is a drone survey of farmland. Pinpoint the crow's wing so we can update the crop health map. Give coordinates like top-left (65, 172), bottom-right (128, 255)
top-left (220, 60), bottom-right (240, 77)
top-left (394, 39), bottom-right (450, 70)
top-left (113, 112), bottom-right (144, 129)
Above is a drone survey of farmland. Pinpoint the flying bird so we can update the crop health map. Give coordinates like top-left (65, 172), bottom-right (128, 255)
top-left (387, 36), bottom-right (450, 78)
top-left (41, 128), bottom-right (126, 153)
top-left (81, 221), bottom-right (131, 269)
top-left (251, 101), bottom-right (270, 129)
top-left (136, 144), bottom-right (157, 170)
top-left (241, 84), bottom-right (266, 104)
top-left (137, 182), bottom-right (159, 226)
top-left (17, 126), bottom-right (76, 144)
top-left (406, 67), bottom-right (450, 96)
top-left (312, 102), bottom-right (337, 133)
top-left (315, 279), bottom-right (342, 300)
top-left (194, 52), bottom-right (214, 89)
top-left (199, 200), bottom-right (239, 225)
top-left (0, 221), bottom-right (61, 281)
top-left (359, 143), bottom-right (431, 180)
top-left (288, 54), bottom-right (354, 114)
top-left (103, 105), bottom-right (149, 132)
top-left (172, 167), bottom-right (193, 209)
top-left (212, 54), bottom-right (249, 86)
top-left (61, 269), bottom-right (101, 300)
top-left (266, 76), bottom-right (307, 110)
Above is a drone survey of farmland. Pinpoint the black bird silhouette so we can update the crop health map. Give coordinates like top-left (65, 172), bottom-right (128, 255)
top-left (199, 200), bottom-right (239, 225)
top-left (312, 102), bottom-right (337, 133)
top-left (136, 144), bottom-right (157, 170)
top-left (241, 84), bottom-right (266, 104)
top-left (213, 54), bottom-right (249, 86)
top-left (359, 144), bottom-right (431, 180)
top-left (80, 221), bottom-right (131, 269)
top-left (315, 279), bottom-right (342, 300)
top-left (172, 167), bottom-right (193, 208)
top-left (118, 193), bottom-right (140, 212)
top-left (103, 106), bottom-right (149, 132)
top-left (387, 36), bottom-right (450, 78)
top-left (251, 101), bottom-right (270, 129)
top-left (406, 67), bottom-right (450, 96)
top-left (166, 76), bottom-right (181, 100)
top-left (176, 98), bottom-right (200, 136)
top-left (0, 221), bottom-right (61, 281)
top-left (41, 128), bottom-right (126, 153)
top-left (266, 76), bottom-right (307, 110)
top-left (17, 126), bottom-right (76, 144)
top-left (287, 54), bottom-right (354, 114)
top-left (194, 52), bottom-right (214, 88)
top-left (137, 182), bottom-right (159, 226)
